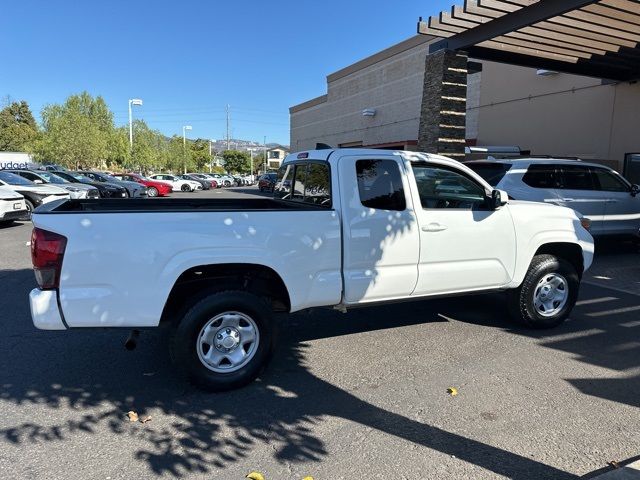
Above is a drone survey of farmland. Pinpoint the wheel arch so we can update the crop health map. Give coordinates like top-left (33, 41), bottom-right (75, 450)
top-left (534, 242), bottom-right (584, 277)
top-left (160, 263), bottom-right (291, 325)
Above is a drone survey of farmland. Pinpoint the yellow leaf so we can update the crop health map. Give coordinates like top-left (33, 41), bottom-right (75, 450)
top-left (302, 477), bottom-right (314, 480)
top-left (447, 387), bottom-right (458, 396)
top-left (246, 472), bottom-right (265, 480)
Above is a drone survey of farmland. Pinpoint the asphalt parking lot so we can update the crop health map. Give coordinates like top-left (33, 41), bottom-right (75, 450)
top-left (1, 187), bottom-right (639, 480)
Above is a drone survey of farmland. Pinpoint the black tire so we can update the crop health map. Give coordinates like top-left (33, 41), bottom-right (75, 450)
top-left (180, 184), bottom-right (191, 192)
top-left (23, 199), bottom-right (35, 221)
top-left (170, 291), bottom-right (276, 392)
top-left (259, 186), bottom-right (264, 192)
top-left (507, 254), bottom-right (580, 329)
top-left (147, 187), bottom-right (158, 197)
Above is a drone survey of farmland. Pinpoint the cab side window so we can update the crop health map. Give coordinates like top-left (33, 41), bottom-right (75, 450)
top-left (274, 162), bottom-right (332, 207)
top-left (356, 159), bottom-right (406, 211)
top-left (412, 164), bottom-right (486, 209)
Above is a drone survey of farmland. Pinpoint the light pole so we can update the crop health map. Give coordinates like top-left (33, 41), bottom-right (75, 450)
top-left (128, 99), bottom-right (143, 170)
top-left (263, 136), bottom-right (267, 174)
top-left (209, 139), bottom-right (214, 173)
top-left (182, 125), bottom-right (192, 174)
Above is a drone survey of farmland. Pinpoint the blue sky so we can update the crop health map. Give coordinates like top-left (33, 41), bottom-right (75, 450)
top-left (0, 0), bottom-right (452, 145)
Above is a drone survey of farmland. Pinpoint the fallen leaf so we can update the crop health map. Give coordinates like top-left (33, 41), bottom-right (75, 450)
top-left (608, 461), bottom-right (621, 469)
top-left (126, 411), bottom-right (139, 422)
top-left (447, 387), bottom-right (458, 396)
top-left (302, 477), bottom-right (314, 480)
top-left (139, 415), bottom-right (152, 424)
top-left (246, 473), bottom-right (265, 480)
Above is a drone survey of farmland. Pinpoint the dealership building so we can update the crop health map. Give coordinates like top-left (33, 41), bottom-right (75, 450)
top-left (290, 0), bottom-right (640, 182)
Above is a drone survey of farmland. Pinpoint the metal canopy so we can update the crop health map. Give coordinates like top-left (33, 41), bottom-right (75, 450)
top-left (418, 0), bottom-right (640, 81)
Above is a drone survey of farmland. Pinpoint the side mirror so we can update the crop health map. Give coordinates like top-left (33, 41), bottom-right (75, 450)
top-left (631, 184), bottom-right (639, 197)
top-left (491, 189), bottom-right (508, 209)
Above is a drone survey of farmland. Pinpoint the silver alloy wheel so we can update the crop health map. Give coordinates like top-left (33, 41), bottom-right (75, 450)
top-left (196, 311), bottom-right (260, 373)
top-left (147, 187), bottom-right (158, 197)
top-left (533, 273), bottom-right (568, 317)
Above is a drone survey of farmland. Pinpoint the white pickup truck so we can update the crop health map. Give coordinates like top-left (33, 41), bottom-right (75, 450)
top-left (29, 149), bottom-right (594, 391)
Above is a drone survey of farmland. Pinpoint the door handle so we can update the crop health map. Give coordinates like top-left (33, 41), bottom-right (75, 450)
top-left (422, 223), bottom-right (448, 232)
top-left (561, 198), bottom-right (575, 202)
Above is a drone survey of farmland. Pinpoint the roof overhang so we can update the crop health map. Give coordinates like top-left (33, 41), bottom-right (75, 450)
top-left (418, 0), bottom-right (640, 82)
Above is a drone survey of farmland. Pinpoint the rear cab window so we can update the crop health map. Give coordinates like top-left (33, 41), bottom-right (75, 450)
top-left (274, 161), bottom-right (332, 208)
top-left (355, 159), bottom-right (406, 211)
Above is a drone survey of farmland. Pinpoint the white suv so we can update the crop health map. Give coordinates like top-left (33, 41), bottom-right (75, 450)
top-left (467, 158), bottom-right (640, 238)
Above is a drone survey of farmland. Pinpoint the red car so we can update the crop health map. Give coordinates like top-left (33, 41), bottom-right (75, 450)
top-left (115, 173), bottom-right (173, 197)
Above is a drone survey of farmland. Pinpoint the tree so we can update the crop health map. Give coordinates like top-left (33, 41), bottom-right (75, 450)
top-left (34, 92), bottom-right (114, 169)
top-left (221, 150), bottom-right (250, 174)
top-left (0, 101), bottom-right (39, 151)
top-left (190, 139), bottom-right (211, 172)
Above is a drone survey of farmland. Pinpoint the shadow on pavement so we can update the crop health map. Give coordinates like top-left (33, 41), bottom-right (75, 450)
top-left (0, 268), bottom-right (584, 479)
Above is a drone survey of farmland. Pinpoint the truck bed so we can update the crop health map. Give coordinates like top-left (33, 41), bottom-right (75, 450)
top-left (37, 197), bottom-right (329, 214)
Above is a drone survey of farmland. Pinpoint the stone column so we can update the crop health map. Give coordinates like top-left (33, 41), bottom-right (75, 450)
top-left (417, 49), bottom-right (468, 161)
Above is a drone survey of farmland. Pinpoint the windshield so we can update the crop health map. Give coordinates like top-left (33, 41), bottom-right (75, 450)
top-left (0, 171), bottom-right (35, 186)
top-left (38, 172), bottom-right (69, 184)
top-left (69, 173), bottom-right (93, 182)
top-left (101, 174), bottom-right (121, 182)
top-left (465, 162), bottom-right (512, 187)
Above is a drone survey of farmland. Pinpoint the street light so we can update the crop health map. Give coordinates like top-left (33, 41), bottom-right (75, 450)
top-left (128, 99), bottom-right (143, 147)
top-left (128, 99), bottom-right (143, 171)
top-left (182, 125), bottom-right (192, 174)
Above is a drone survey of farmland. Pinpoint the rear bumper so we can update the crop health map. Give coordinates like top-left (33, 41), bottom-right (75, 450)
top-left (29, 289), bottom-right (66, 330)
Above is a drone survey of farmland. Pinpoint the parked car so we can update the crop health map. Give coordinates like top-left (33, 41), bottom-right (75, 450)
top-left (0, 170), bottom-right (69, 218)
top-left (28, 148), bottom-right (593, 392)
top-left (113, 173), bottom-right (172, 197)
top-left (0, 186), bottom-right (27, 224)
top-left (180, 174), bottom-right (211, 190)
top-left (258, 173), bottom-right (277, 192)
top-left (466, 158), bottom-right (640, 239)
top-left (8, 169), bottom-right (100, 199)
top-left (78, 171), bottom-right (148, 198)
top-left (149, 174), bottom-right (202, 192)
top-left (187, 173), bottom-right (219, 189)
top-left (208, 173), bottom-right (234, 187)
top-left (241, 174), bottom-right (255, 186)
top-left (54, 171), bottom-right (128, 198)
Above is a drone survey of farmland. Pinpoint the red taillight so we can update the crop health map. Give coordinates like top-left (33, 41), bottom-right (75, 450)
top-left (31, 228), bottom-right (67, 290)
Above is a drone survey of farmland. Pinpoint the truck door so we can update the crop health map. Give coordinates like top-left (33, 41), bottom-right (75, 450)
top-left (409, 162), bottom-right (517, 295)
top-left (338, 155), bottom-right (420, 304)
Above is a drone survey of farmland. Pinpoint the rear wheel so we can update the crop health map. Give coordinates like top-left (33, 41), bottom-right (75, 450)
top-left (170, 291), bottom-right (276, 391)
top-left (224, 180), bottom-right (231, 187)
top-left (147, 187), bottom-right (158, 197)
top-left (507, 254), bottom-right (579, 329)
top-left (181, 183), bottom-right (191, 192)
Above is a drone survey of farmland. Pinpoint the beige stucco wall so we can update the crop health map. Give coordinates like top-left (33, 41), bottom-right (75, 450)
top-left (290, 36), bottom-right (639, 171)
top-left (474, 61), bottom-right (640, 168)
top-left (290, 36), bottom-right (433, 151)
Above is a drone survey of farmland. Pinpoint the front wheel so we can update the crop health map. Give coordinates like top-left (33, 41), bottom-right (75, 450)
top-left (181, 184), bottom-right (191, 192)
top-left (22, 199), bottom-right (35, 221)
top-left (170, 291), bottom-right (276, 391)
top-left (507, 254), bottom-right (579, 329)
top-left (147, 187), bottom-right (158, 197)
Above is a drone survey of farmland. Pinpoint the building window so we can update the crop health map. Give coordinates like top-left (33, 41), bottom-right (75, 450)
top-left (269, 150), bottom-right (281, 159)
top-left (356, 159), bottom-right (406, 211)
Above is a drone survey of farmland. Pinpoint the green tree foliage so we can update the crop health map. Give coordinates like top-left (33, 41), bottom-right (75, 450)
top-left (34, 92), bottom-right (112, 169)
top-left (190, 139), bottom-right (212, 172)
top-left (222, 150), bottom-right (250, 174)
top-left (0, 101), bottom-right (39, 151)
